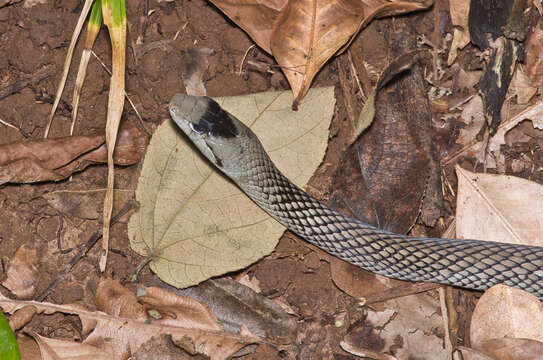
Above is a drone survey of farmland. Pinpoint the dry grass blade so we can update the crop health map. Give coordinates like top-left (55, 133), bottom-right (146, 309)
top-left (44, 0), bottom-right (95, 138)
top-left (100, 0), bottom-right (126, 272)
top-left (71, 0), bottom-right (102, 135)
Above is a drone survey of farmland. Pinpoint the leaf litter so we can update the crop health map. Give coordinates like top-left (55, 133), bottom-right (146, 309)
top-left (129, 87), bottom-right (334, 288)
top-left (0, 278), bottom-right (258, 359)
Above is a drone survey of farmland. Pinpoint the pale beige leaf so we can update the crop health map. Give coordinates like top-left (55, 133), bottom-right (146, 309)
top-left (128, 87), bottom-right (334, 288)
top-left (447, 0), bottom-right (470, 65)
top-left (31, 334), bottom-right (110, 360)
top-left (3, 244), bottom-right (39, 299)
top-left (456, 166), bottom-right (543, 246)
top-left (470, 284), bottom-right (543, 348)
top-left (486, 100), bottom-right (543, 170)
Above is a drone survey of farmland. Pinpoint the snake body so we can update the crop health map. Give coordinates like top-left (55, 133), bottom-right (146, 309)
top-left (169, 93), bottom-right (543, 299)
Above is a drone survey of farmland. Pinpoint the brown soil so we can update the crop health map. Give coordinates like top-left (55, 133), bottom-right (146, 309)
top-left (0, 0), bottom-right (541, 359)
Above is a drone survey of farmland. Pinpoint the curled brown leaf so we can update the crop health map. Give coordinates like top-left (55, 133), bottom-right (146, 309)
top-left (0, 121), bottom-right (146, 185)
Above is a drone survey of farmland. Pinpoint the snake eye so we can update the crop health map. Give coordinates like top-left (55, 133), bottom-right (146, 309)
top-left (189, 122), bottom-right (206, 135)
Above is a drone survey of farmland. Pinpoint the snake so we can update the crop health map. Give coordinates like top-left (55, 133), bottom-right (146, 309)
top-left (169, 93), bottom-right (543, 300)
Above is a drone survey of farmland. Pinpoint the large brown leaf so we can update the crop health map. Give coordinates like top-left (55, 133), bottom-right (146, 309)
top-left (209, 0), bottom-right (431, 106)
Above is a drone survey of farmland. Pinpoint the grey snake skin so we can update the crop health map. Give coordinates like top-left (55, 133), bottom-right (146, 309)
top-left (169, 93), bottom-right (543, 299)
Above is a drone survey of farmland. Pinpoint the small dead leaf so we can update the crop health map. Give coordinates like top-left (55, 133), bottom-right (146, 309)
top-left (470, 284), bottom-right (543, 348)
top-left (447, 0), bottom-right (470, 65)
top-left (180, 48), bottom-right (214, 96)
top-left (348, 294), bottom-right (447, 359)
top-left (128, 87), bottom-right (334, 288)
top-left (137, 286), bottom-right (221, 331)
top-left (0, 122), bottom-right (146, 185)
top-left (175, 278), bottom-right (297, 343)
top-left (95, 278), bottom-right (145, 320)
top-left (487, 100), bottom-right (543, 170)
top-left (456, 166), bottom-right (543, 246)
top-left (3, 244), bottom-right (39, 299)
top-left (525, 14), bottom-right (543, 87)
top-left (510, 67), bottom-right (538, 104)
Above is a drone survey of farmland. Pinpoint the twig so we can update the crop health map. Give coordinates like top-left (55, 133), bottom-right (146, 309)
top-left (36, 201), bottom-right (135, 302)
top-left (439, 287), bottom-right (454, 359)
top-left (0, 65), bottom-right (55, 101)
top-left (136, 0), bottom-right (150, 45)
top-left (361, 282), bottom-right (442, 305)
top-left (238, 44), bottom-right (256, 76)
top-left (0, 117), bottom-right (23, 136)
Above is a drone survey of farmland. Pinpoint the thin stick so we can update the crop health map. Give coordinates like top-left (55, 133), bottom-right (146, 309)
top-left (361, 282), bottom-right (442, 305)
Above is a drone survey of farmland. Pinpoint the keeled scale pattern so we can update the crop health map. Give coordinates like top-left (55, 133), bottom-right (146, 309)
top-left (237, 141), bottom-right (543, 299)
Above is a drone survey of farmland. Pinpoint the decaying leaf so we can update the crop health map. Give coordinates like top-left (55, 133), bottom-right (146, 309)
top-left (128, 87), bottom-right (334, 288)
top-left (487, 100), bottom-right (543, 170)
top-left (456, 166), bottom-right (543, 246)
top-left (447, 0), bottom-right (470, 65)
top-left (345, 294), bottom-right (447, 359)
top-left (0, 281), bottom-right (258, 360)
top-left (210, 0), bottom-right (431, 105)
top-left (175, 278), bottom-right (297, 343)
top-left (0, 122), bottom-right (146, 185)
top-left (470, 284), bottom-right (543, 348)
top-left (525, 12), bottom-right (543, 87)
top-left (3, 245), bottom-right (39, 300)
top-left (180, 48), bottom-right (214, 96)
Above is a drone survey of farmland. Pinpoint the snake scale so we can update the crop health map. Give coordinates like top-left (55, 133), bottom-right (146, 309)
top-left (169, 93), bottom-right (543, 300)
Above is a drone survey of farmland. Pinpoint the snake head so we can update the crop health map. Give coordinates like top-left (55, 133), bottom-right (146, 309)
top-left (169, 94), bottom-right (251, 176)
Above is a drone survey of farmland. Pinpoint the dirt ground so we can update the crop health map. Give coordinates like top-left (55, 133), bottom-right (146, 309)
top-left (1, 0), bottom-right (542, 359)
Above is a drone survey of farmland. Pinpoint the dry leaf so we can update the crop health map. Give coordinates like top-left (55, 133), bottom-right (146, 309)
top-left (0, 122), bottom-right (146, 185)
top-left (3, 244), bottom-right (39, 299)
top-left (270, 0), bottom-right (364, 106)
top-left (210, 0), bottom-right (431, 105)
top-left (180, 48), bottom-right (214, 96)
top-left (175, 278), bottom-right (297, 343)
top-left (0, 285), bottom-right (257, 360)
top-left (525, 14), bottom-right (543, 87)
top-left (137, 286), bottom-right (222, 331)
top-left (350, 294), bottom-right (447, 359)
top-left (470, 284), bottom-right (543, 348)
top-left (447, 0), bottom-right (470, 65)
top-left (95, 279), bottom-right (145, 320)
top-left (128, 87), bottom-right (334, 288)
top-left (480, 338), bottom-right (543, 360)
top-left (456, 166), bottom-right (543, 246)
top-left (487, 100), bottom-right (543, 170)
top-left (510, 67), bottom-right (538, 104)
top-left (31, 333), bottom-right (110, 360)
